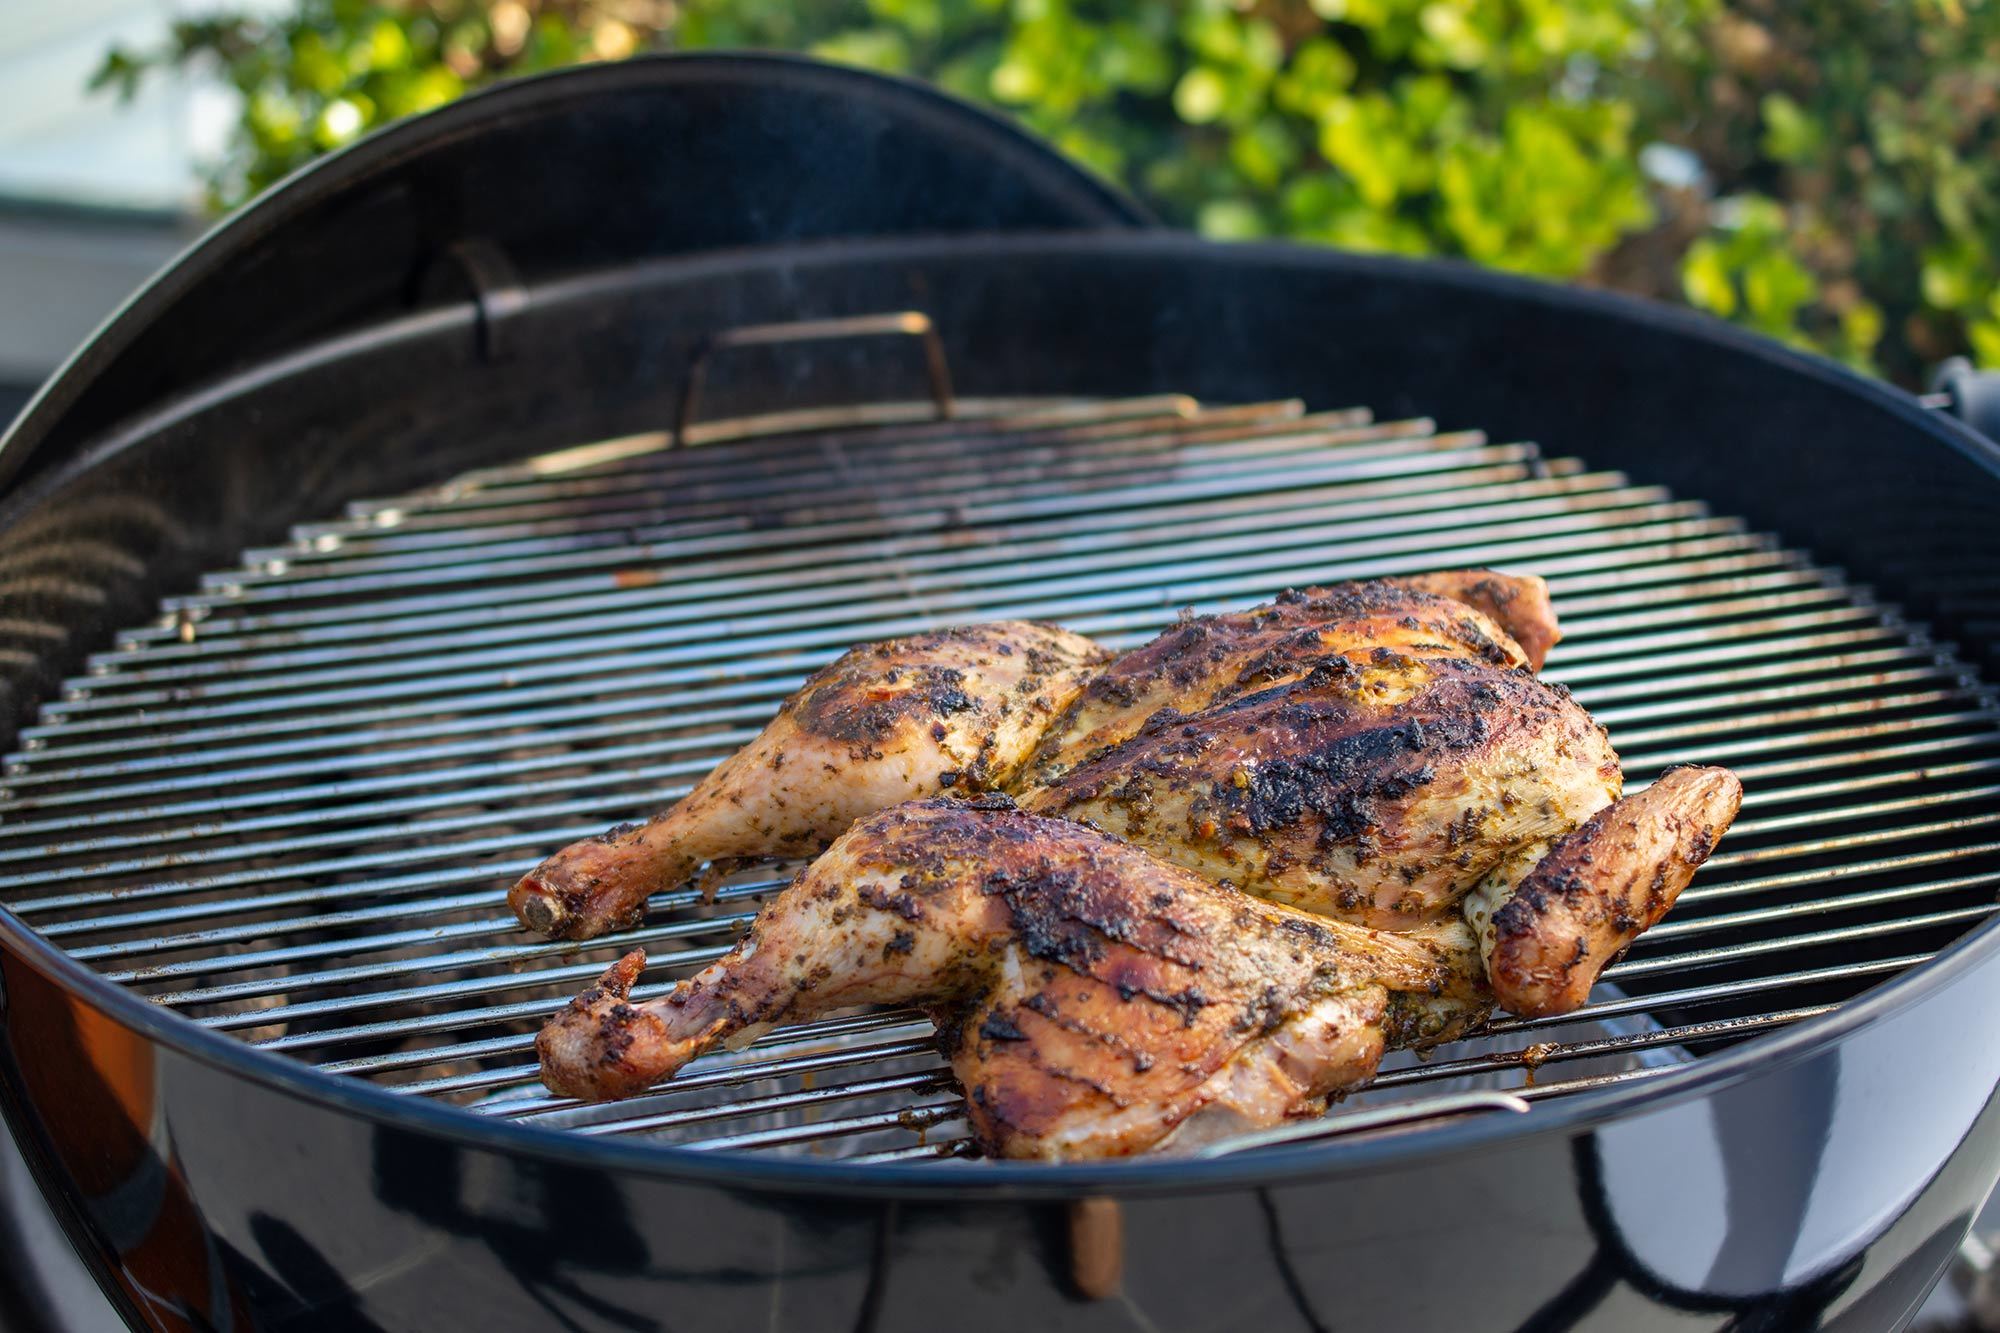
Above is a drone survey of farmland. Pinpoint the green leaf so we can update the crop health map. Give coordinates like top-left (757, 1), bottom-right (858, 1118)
top-left (1840, 300), bottom-right (1885, 363)
top-left (1921, 242), bottom-right (1986, 312)
top-left (1419, 3), bottom-right (1492, 69)
top-left (1742, 249), bottom-right (1817, 331)
top-left (811, 28), bottom-right (912, 73)
top-left (1318, 94), bottom-right (1406, 209)
top-left (1197, 199), bottom-right (1267, 240)
top-left (1681, 239), bottom-right (1737, 317)
top-left (1759, 93), bottom-right (1822, 164)
top-left (1228, 119), bottom-right (1299, 189)
top-left (1172, 66), bottom-right (1227, 124)
top-left (1970, 320), bottom-right (2000, 370)
top-left (89, 48), bottom-right (147, 101)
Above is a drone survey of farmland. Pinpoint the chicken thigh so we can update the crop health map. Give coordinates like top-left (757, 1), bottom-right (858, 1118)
top-left (537, 798), bottom-right (1490, 1159)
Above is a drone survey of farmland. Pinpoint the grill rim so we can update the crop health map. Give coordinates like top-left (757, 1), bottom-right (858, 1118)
top-left (13, 231), bottom-right (2000, 547)
top-left (3, 896), bottom-right (1995, 1193)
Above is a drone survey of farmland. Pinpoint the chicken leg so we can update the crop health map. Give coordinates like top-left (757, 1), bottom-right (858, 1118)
top-left (536, 798), bottom-right (1490, 1159)
top-left (509, 622), bottom-right (1108, 938)
top-left (1465, 764), bottom-right (1743, 1017)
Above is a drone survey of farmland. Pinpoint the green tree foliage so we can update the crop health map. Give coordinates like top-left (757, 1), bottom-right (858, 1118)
top-left (94, 0), bottom-right (2000, 384)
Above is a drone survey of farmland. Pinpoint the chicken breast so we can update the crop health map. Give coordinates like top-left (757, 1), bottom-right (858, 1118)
top-left (1021, 575), bottom-right (1555, 786)
top-left (1021, 650), bottom-right (1624, 930)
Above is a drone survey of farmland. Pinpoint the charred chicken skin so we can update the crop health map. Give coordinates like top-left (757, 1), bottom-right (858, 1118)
top-left (1020, 573), bottom-right (1554, 786)
top-left (538, 799), bottom-right (1490, 1159)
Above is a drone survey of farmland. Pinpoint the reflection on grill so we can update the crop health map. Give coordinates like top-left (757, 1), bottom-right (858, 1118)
top-left (3, 395), bottom-right (1997, 1163)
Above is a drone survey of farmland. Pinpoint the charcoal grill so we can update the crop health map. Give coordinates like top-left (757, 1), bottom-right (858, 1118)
top-left (4, 53), bottom-right (2000, 1333)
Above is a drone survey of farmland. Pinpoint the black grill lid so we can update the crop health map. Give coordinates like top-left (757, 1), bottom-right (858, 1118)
top-left (0, 53), bottom-right (1151, 496)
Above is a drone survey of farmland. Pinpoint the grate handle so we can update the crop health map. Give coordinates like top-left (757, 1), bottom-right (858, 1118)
top-left (1189, 1090), bottom-right (1530, 1158)
top-left (673, 311), bottom-right (957, 446)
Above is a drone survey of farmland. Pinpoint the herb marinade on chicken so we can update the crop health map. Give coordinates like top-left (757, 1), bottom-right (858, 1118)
top-left (508, 620), bottom-right (1110, 939)
top-left (538, 799), bottom-right (1494, 1160)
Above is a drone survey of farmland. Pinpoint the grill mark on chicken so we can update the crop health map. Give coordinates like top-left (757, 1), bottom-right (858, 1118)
top-left (796, 660), bottom-right (977, 746)
top-left (1023, 577), bottom-right (1547, 786)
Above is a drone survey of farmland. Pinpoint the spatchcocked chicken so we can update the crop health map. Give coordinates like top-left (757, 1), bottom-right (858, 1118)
top-left (518, 571), bottom-right (1742, 1158)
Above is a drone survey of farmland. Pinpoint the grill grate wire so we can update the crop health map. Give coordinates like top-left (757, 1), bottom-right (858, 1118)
top-left (4, 393), bottom-right (1998, 1163)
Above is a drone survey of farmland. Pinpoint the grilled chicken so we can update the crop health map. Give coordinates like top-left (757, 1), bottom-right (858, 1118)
top-left (1467, 764), bottom-right (1741, 1016)
top-left (1021, 650), bottom-right (1622, 927)
top-left (537, 799), bottom-right (1490, 1159)
top-left (511, 572), bottom-right (1551, 939)
top-left (531, 569), bottom-right (1742, 1153)
top-left (509, 622), bottom-right (1109, 938)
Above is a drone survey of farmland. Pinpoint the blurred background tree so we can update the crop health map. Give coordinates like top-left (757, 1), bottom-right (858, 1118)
top-left (92, 0), bottom-right (2000, 386)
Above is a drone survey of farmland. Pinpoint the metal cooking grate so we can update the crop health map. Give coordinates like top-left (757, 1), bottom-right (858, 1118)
top-left (5, 391), bottom-right (1999, 1165)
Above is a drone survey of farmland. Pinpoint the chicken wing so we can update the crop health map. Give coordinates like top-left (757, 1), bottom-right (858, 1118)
top-left (1394, 569), bottom-right (1560, 673)
top-left (1466, 764), bottom-right (1743, 1017)
top-left (536, 798), bottom-right (1489, 1159)
top-left (509, 623), bottom-right (1108, 938)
